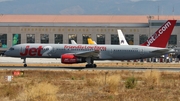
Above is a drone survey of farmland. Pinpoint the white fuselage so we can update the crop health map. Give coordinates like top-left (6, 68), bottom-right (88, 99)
top-left (5, 44), bottom-right (174, 60)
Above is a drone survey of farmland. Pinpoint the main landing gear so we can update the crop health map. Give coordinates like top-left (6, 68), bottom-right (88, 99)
top-left (86, 64), bottom-right (97, 68)
top-left (85, 58), bottom-right (97, 68)
top-left (22, 58), bottom-right (27, 67)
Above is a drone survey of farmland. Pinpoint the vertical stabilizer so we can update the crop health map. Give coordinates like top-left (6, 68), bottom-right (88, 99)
top-left (141, 20), bottom-right (177, 48)
top-left (87, 38), bottom-right (97, 45)
top-left (71, 40), bottom-right (77, 44)
top-left (117, 29), bottom-right (129, 45)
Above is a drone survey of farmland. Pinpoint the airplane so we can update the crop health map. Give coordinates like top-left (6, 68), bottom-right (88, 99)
top-left (4, 20), bottom-right (177, 68)
top-left (71, 40), bottom-right (77, 44)
top-left (87, 38), bottom-right (97, 45)
top-left (88, 27), bottom-right (173, 61)
top-left (87, 29), bottom-right (128, 45)
top-left (118, 30), bottom-right (129, 45)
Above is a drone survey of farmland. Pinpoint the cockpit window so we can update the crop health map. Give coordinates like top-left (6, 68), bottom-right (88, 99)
top-left (9, 47), bottom-right (14, 50)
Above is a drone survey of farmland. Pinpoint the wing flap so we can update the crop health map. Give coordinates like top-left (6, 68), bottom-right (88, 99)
top-left (74, 50), bottom-right (100, 58)
top-left (151, 49), bottom-right (174, 53)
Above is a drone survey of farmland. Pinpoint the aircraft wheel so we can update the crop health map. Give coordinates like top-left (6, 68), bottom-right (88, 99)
top-left (86, 64), bottom-right (91, 68)
top-left (93, 64), bottom-right (97, 68)
top-left (85, 64), bottom-right (88, 68)
top-left (24, 64), bottom-right (27, 67)
top-left (87, 64), bottom-right (91, 68)
top-left (86, 64), bottom-right (96, 68)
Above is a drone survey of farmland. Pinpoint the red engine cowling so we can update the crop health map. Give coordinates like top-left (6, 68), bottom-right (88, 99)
top-left (61, 54), bottom-right (86, 64)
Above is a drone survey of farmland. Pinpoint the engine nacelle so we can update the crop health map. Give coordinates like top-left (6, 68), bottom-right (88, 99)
top-left (61, 54), bottom-right (86, 64)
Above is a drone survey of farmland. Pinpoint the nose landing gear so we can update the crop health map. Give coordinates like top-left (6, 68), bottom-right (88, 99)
top-left (22, 58), bottom-right (27, 67)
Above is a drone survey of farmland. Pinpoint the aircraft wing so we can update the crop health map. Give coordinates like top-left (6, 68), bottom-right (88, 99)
top-left (74, 50), bottom-right (100, 58)
top-left (151, 49), bottom-right (175, 54)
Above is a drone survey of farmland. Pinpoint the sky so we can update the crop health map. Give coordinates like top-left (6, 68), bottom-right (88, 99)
top-left (0, 0), bottom-right (179, 15)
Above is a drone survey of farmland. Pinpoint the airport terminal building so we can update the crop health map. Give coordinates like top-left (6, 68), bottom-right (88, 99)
top-left (0, 15), bottom-right (180, 53)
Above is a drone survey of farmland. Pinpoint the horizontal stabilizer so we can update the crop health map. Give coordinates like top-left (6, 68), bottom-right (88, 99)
top-left (151, 49), bottom-right (175, 54)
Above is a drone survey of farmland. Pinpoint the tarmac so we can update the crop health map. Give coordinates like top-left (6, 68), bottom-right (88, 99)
top-left (0, 57), bottom-right (180, 68)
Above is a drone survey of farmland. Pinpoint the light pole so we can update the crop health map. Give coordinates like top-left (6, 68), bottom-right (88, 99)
top-left (147, 15), bottom-right (154, 63)
top-left (147, 15), bottom-right (154, 37)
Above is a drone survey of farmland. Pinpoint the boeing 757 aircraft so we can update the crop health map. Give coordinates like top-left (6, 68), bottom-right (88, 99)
top-left (4, 20), bottom-right (177, 68)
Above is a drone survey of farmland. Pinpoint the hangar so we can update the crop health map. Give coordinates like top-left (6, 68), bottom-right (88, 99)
top-left (0, 15), bottom-right (180, 53)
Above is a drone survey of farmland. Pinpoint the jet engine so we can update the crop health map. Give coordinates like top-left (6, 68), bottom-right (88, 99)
top-left (61, 54), bottom-right (86, 64)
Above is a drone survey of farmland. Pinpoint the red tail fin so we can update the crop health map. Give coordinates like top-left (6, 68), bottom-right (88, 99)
top-left (141, 20), bottom-right (177, 48)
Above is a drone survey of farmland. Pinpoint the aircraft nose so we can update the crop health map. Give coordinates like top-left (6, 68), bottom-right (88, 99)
top-left (4, 51), bottom-right (7, 55)
top-left (4, 51), bottom-right (9, 56)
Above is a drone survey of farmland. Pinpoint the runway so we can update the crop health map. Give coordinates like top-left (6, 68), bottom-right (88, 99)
top-left (0, 57), bottom-right (120, 63)
top-left (0, 66), bottom-right (180, 72)
top-left (0, 57), bottom-right (180, 71)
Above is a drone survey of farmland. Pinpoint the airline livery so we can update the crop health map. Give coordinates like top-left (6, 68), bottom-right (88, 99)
top-left (117, 30), bottom-right (129, 45)
top-left (87, 38), bottom-right (97, 45)
top-left (141, 20), bottom-right (175, 47)
top-left (4, 20), bottom-right (177, 68)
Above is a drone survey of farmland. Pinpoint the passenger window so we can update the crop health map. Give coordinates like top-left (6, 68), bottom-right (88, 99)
top-left (10, 47), bottom-right (14, 50)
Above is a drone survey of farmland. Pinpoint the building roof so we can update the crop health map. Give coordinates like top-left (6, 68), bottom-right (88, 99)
top-left (0, 15), bottom-right (178, 23)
